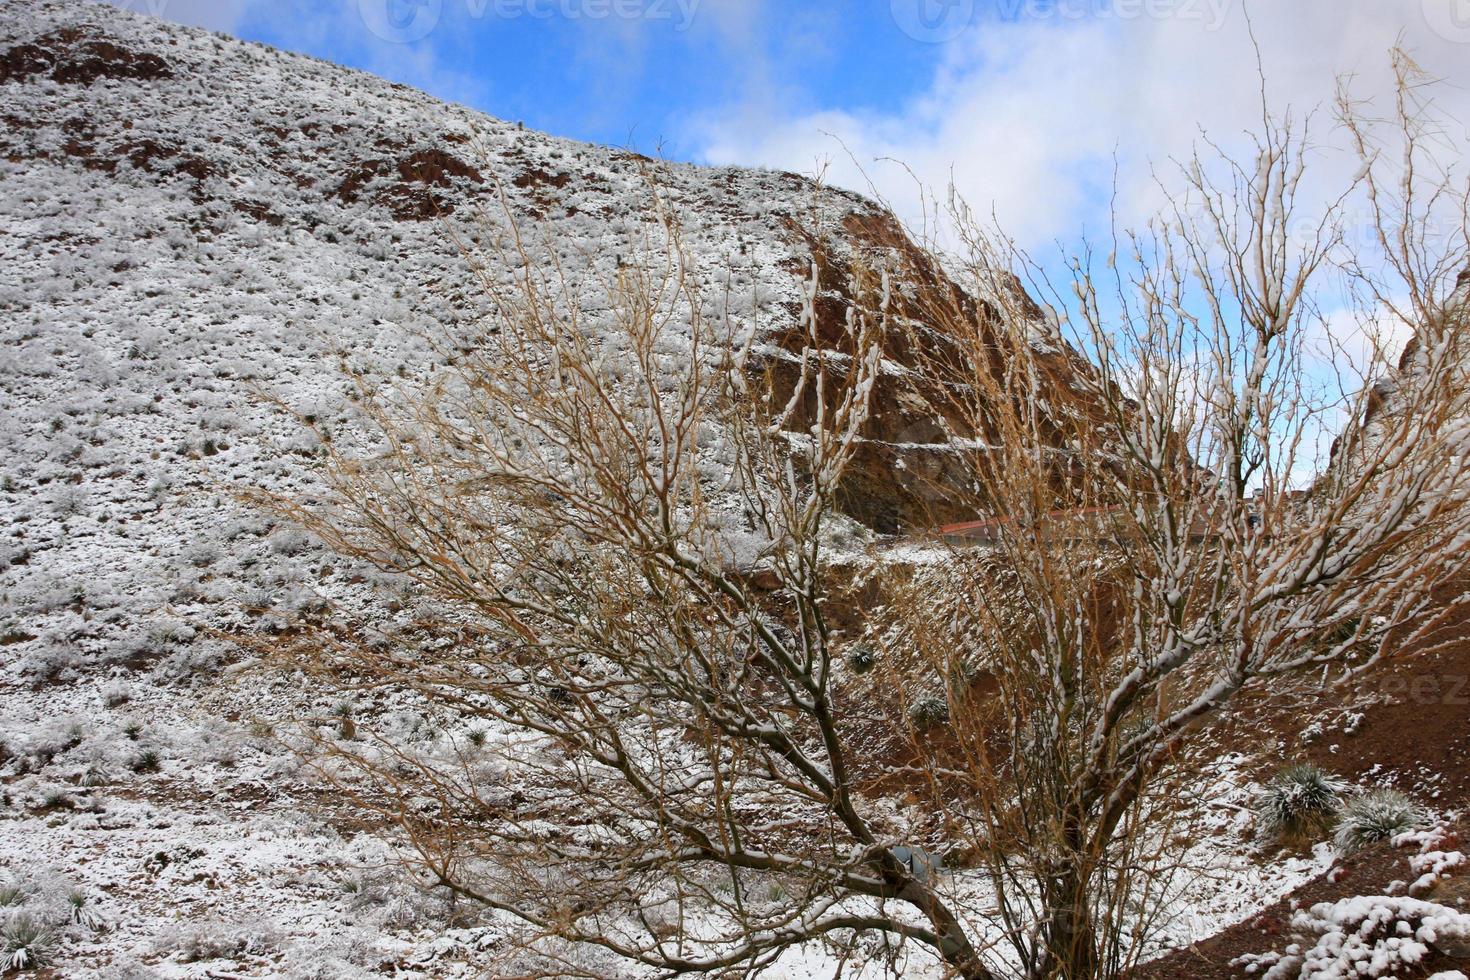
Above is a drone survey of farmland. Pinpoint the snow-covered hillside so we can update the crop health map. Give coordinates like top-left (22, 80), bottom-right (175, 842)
top-left (0, 0), bottom-right (888, 690)
top-left (0, 2), bottom-right (908, 972)
top-left (0, 2), bottom-right (996, 973)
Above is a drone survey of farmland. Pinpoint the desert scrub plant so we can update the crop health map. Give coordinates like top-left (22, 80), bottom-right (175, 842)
top-left (129, 749), bottom-right (160, 774)
top-left (1235, 893), bottom-right (1470, 979)
top-left (1334, 789), bottom-right (1430, 853)
top-left (58, 724), bottom-right (84, 753)
top-left (845, 645), bottom-right (877, 675)
top-left (80, 763), bottom-right (111, 788)
top-left (2, 913), bottom-right (57, 972)
top-left (0, 884), bottom-right (26, 908)
top-left (1255, 763), bottom-right (1348, 843)
top-left (907, 694), bottom-right (950, 731)
top-left (38, 788), bottom-right (73, 813)
top-left (159, 919), bottom-right (277, 963)
top-left (331, 702), bottom-right (356, 740)
top-left (66, 889), bottom-right (104, 931)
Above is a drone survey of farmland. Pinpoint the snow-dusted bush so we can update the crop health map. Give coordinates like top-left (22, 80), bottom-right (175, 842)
top-left (15, 642), bottom-right (85, 690)
top-left (149, 637), bottom-right (227, 684)
top-left (1334, 789), bottom-right (1430, 854)
top-left (338, 869), bottom-right (452, 931)
top-left (65, 889), bottom-right (105, 932)
top-left (845, 645), bottom-right (877, 675)
top-left (129, 749), bottom-right (161, 774)
top-left (87, 956), bottom-right (162, 980)
top-left (330, 702), bottom-right (357, 740)
top-left (907, 694), bottom-right (949, 731)
top-left (271, 929), bottom-right (383, 980)
top-left (1, 913), bottom-right (57, 972)
top-left (79, 761), bottom-right (111, 788)
top-left (1397, 825), bottom-right (1467, 897)
top-left (155, 917), bottom-right (279, 963)
top-left (1255, 763), bottom-right (1348, 843)
top-left (39, 787), bottom-right (73, 812)
top-left (1237, 895), bottom-right (1470, 978)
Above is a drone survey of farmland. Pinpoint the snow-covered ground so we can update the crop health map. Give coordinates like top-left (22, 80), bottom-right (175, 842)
top-left (0, 0), bottom-right (853, 695)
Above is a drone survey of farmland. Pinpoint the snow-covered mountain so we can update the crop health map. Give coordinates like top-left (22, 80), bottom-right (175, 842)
top-left (0, 0), bottom-right (1087, 691)
top-left (0, 3), bottom-right (1331, 975)
top-left (0, 3), bottom-right (1013, 973)
top-left (0, 0), bottom-right (840, 686)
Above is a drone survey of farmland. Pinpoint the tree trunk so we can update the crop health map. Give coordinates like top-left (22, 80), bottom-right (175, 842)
top-left (939, 925), bottom-right (995, 980)
top-left (1041, 860), bottom-right (1100, 980)
top-left (903, 881), bottom-right (996, 980)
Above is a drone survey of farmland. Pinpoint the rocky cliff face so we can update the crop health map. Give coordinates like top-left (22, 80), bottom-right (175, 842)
top-left (1331, 268), bottom-right (1470, 467)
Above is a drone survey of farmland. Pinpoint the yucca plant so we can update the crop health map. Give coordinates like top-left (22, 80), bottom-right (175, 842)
top-left (1255, 763), bottom-right (1348, 844)
top-left (80, 763), bottom-right (112, 788)
top-left (1334, 789), bottom-right (1430, 853)
top-left (66, 888), bottom-right (105, 931)
top-left (846, 645), bottom-right (877, 675)
top-left (331, 702), bottom-right (356, 740)
top-left (2, 913), bottom-right (56, 972)
top-left (907, 694), bottom-right (950, 731)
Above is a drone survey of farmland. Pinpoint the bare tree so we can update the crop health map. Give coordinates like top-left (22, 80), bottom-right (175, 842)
top-left (864, 50), bottom-right (1470, 979)
top-left (250, 185), bottom-right (1007, 978)
top-left (249, 57), bottom-right (1470, 980)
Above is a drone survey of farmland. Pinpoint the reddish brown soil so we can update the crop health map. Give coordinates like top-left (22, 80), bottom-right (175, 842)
top-left (1139, 580), bottom-right (1470, 975)
top-left (0, 27), bottom-right (172, 85)
top-left (1138, 835), bottom-right (1470, 978)
top-left (335, 147), bottom-right (484, 221)
top-left (1212, 581), bottom-right (1470, 809)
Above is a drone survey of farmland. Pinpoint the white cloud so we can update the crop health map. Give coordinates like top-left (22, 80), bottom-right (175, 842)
top-left (690, 1), bottom-right (1470, 253)
top-left (1307, 306), bottom-right (1416, 387)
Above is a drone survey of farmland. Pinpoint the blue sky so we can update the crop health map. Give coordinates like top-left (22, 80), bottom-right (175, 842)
top-left (292, 3), bottom-right (947, 157)
top-left (126, 0), bottom-right (970, 154)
